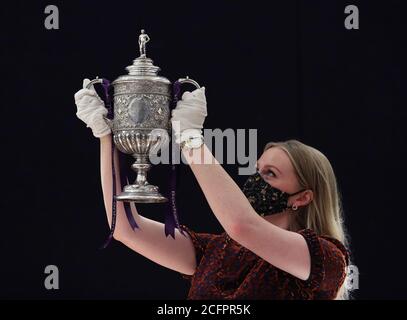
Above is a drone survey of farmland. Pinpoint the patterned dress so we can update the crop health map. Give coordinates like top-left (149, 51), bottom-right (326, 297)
top-left (178, 224), bottom-right (349, 300)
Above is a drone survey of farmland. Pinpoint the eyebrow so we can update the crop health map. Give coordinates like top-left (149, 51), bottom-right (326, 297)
top-left (256, 161), bottom-right (282, 174)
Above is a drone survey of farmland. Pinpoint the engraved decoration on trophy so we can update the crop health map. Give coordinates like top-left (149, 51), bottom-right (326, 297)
top-left (86, 29), bottom-right (201, 203)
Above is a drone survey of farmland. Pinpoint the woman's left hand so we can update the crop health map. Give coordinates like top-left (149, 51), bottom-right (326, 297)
top-left (170, 87), bottom-right (207, 144)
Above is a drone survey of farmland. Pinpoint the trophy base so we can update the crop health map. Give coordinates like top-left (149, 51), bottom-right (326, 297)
top-left (115, 183), bottom-right (168, 203)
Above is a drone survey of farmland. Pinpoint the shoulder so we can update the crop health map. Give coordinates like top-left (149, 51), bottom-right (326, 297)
top-left (178, 224), bottom-right (221, 255)
top-left (296, 229), bottom-right (349, 293)
top-left (177, 224), bottom-right (221, 281)
top-left (298, 229), bottom-right (349, 265)
top-left (179, 224), bottom-right (220, 242)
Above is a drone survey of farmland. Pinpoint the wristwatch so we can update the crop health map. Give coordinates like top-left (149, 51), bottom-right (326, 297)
top-left (180, 134), bottom-right (205, 150)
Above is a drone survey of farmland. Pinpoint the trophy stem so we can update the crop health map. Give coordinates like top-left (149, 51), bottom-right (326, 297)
top-left (133, 156), bottom-right (150, 186)
top-left (114, 154), bottom-right (168, 203)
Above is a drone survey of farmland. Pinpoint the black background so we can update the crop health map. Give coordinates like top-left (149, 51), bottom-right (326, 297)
top-left (1, 0), bottom-right (406, 299)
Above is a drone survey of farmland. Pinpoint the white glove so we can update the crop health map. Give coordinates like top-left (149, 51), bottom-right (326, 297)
top-left (170, 87), bottom-right (207, 144)
top-left (74, 78), bottom-right (111, 138)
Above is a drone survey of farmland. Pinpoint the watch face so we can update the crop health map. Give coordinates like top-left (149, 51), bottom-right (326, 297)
top-left (187, 137), bottom-right (203, 149)
top-left (190, 139), bottom-right (202, 148)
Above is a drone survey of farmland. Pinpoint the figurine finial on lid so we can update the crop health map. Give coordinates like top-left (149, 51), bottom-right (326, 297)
top-left (138, 29), bottom-right (150, 58)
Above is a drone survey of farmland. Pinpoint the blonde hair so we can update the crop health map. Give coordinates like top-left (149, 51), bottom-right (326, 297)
top-left (264, 139), bottom-right (352, 299)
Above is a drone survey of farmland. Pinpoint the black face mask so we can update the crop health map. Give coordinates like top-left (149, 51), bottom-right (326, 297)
top-left (242, 172), bottom-right (306, 216)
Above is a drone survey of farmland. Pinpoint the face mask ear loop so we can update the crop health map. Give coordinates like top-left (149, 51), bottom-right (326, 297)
top-left (289, 188), bottom-right (307, 197)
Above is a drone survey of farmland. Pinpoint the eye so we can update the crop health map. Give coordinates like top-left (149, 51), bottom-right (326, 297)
top-left (258, 168), bottom-right (276, 179)
top-left (265, 169), bottom-right (276, 178)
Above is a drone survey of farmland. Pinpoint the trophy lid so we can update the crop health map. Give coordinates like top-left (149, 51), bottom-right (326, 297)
top-left (113, 29), bottom-right (170, 84)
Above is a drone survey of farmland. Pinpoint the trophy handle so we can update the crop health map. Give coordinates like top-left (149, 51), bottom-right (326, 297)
top-left (176, 76), bottom-right (200, 89)
top-left (86, 77), bottom-right (114, 129)
top-left (173, 75), bottom-right (201, 106)
top-left (85, 77), bottom-right (104, 89)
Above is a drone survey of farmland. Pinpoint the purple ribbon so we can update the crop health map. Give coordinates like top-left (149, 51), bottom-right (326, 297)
top-left (164, 80), bottom-right (186, 238)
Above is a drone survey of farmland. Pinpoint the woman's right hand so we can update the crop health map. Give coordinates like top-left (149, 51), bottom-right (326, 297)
top-left (74, 78), bottom-right (111, 138)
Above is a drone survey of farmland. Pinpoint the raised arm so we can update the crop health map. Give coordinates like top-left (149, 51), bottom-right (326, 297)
top-left (171, 86), bottom-right (311, 281)
top-left (99, 135), bottom-right (198, 276)
top-left (75, 79), bottom-right (198, 276)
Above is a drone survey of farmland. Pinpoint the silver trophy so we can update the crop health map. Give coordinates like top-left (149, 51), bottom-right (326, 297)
top-left (86, 29), bottom-right (200, 203)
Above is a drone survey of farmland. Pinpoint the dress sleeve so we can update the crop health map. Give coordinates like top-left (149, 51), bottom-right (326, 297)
top-left (297, 229), bottom-right (349, 295)
top-left (177, 224), bottom-right (216, 281)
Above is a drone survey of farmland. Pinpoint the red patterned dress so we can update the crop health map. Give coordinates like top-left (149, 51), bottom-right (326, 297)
top-left (178, 224), bottom-right (349, 300)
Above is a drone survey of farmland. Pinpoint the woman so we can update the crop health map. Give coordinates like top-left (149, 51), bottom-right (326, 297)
top-left (75, 79), bottom-right (351, 300)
